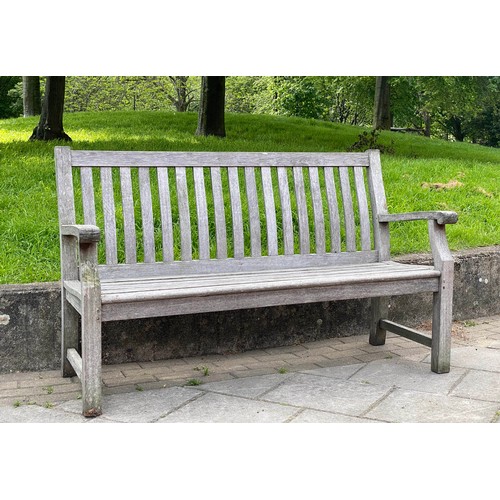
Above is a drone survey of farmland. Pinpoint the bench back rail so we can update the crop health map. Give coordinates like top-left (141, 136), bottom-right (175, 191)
top-left (56, 149), bottom-right (390, 278)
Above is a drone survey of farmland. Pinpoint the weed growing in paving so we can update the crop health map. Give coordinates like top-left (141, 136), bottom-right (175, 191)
top-left (277, 367), bottom-right (288, 374)
top-left (186, 379), bottom-right (202, 386)
top-left (194, 366), bottom-right (210, 376)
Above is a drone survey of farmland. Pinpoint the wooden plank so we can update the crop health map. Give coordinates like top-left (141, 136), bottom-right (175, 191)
top-left (119, 167), bottom-right (137, 264)
top-left (308, 167), bottom-right (326, 255)
top-left (324, 167), bottom-right (341, 253)
top-left (210, 167), bottom-right (228, 259)
top-left (244, 167), bottom-right (262, 257)
top-left (339, 167), bottom-right (356, 252)
top-left (293, 167), bottom-right (310, 254)
top-left (138, 167), bottom-right (155, 263)
top-left (80, 167), bottom-right (96, 225)
top-left (71, 150), bottom-right (370, 168)
top-left (157, 168), bottom-right (174, 262)
top-left (228, 167), bottom-right (244, 258)
top-left (380, 319), bottom-right (432, 348)
top-left (379, 211), bottom-right (458, 225)
top-left (369, 297), bottom-right (389, 345)
top-left (277, 167), bottom-right (294, 255)
top-left (354, 167), bottom-right (371, 251)
top-left (98, 251), bottom-right (382, 280)
top-left (175, 167), bottom-right (192, 261)
top-left (193, 167), bottom-right (210, 260)
top-left (66, 348), bottom-right (82, 379)
top-left (100, 167), bottom-right (118, 264)
top-left (101, 279), bottom-right (439, 322)
top-left (261, 166), bottom-right (278, 256)
top-left (366, 150), bottom-right (390, 260)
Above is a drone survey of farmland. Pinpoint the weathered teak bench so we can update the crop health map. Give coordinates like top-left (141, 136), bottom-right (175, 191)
top-left (55, 147), bottom-right (457, 416)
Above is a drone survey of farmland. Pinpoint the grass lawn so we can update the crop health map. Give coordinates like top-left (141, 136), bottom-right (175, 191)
top-left (0, 110), bottom-right (499, 284)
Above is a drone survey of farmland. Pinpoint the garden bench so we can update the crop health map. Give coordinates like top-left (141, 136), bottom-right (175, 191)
top-left (55, 147), bottom-right (457, 417)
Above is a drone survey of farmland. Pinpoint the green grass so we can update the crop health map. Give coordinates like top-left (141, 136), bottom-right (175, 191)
top-left (0, 110), bottom-right (499, 284)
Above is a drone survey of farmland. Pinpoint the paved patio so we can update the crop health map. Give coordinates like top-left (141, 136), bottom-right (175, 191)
top-left (0, 315), bottom-right (499, 423)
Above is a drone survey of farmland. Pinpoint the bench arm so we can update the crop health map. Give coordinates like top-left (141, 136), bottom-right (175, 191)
top-left (61, 224), bottom-right (101, 243)
top-left (378, 211), bottom-right (458, 225)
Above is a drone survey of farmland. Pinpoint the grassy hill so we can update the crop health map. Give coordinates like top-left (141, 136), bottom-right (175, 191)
top-left (0, 111), bottom-right (499, 284)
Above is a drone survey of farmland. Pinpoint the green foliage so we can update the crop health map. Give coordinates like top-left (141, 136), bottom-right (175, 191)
top-left (348, 129), bottom-right (395, 154)
top-left (0, 76), bottom-right (22, 118)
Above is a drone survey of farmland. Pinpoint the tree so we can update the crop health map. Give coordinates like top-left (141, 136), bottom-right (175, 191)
top-left (196, 76), bottom-right (226, 137)
top-left (0, 76), bottom-right (22, 118)
top-left (30, 76), bottom-right (71, 141)
top-left (373, 76), bottom-right (391, 129)
top-left (22, 76), bottom-right (41, 117)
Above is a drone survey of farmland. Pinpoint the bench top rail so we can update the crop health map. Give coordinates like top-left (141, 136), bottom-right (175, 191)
top-left (55, 148), bottom-right (389, 273)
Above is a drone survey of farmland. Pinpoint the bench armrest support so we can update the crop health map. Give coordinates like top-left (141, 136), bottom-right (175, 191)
top-left (61, 224), bottom-right (101, 243)
top-left (378, 211), bottom-right (458, 225)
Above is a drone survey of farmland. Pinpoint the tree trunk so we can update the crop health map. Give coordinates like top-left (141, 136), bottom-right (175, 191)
top-left (23, 76), bottom-right (41, 117)
top-left (373, 76), bottom-right (392, 130)
top-left (30, 76), bottom-right (71, 141)
top-left (422, 110), bottom-right (431, 137)
top-left (196, 76), bottom-right (226, 137)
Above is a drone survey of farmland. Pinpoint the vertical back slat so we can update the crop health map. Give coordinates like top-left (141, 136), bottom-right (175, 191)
top-left (261, 167), bottom-right (278, 256)
top-left (228, 167), bottom-right (244, 258)
top-left (244, 167), bottom-right (262, 257)
top-left (210, 167), bottom-right (227, 259)
top-left (119, 167), bottom-right (137, 264)
top-left (293, 166), bottom-right (310, 254)
top-left (157, 168), bottom-right (174, 262)
top-left (80, 168), bottom-right (96, 225)
top-left (100, 167), bottom-right (118, 264)
top-left (339, 167), bottom-right (356, 252)
top-left (277, 167), bottom-right (294, 255)
top-left (175, 166), bottom-right (192, 261)
top-left (193, 167), bottom-right (210, 260)
top-left (354, 167), bottom-right (371, 251)
top-left (308, 167), bottom-right (326, 255)
top-left (138, 167), bottom-right (155, 263)
top-left (324, 167), bottom-right (341, 253)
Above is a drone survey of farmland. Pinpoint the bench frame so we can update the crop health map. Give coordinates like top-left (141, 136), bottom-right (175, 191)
top-left (55, 147), bottom-right (456, 417)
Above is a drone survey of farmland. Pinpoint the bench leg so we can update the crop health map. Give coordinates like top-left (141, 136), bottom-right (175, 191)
top-left (369, 297), bottom-right (388, 346)
top-left (431, 281), bottom-right (453, 374)
top-left (80, 263), bottom-right (102, 417)
top-left (61, 291), bottom-right (79, 378)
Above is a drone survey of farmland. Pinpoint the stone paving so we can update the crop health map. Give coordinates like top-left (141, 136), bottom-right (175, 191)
top-left (0, 315), bottom-right (499, 423)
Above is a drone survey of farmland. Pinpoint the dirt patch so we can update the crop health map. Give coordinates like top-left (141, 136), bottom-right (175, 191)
top-left (421, 180), bottom-right (463, 191)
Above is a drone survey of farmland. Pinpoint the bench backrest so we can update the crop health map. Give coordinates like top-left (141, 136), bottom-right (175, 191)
top-left (55, 148), bottom-right (390, 278)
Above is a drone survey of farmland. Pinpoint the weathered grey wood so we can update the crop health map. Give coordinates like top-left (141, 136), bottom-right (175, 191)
top-left (293, 167), bottom-right (310, 254)
top-left (100, 167), bottom-right (118, 265)
top-left (210, 167), bottom-right (228, 259)
top-left (119, 167), bottom-right (137, 264)
top-left (324, 167), bottom-right (341, 253)
top-left (228, 167), bottom-right (244, 258)
top-left (193, 167), bottom-right (210, 260)
top-left (379, 319), bottom-right (432, 348)
top-left (354, 167), bottom-right (371, 251)
top-left (80, 167), bottom-right (96, 225)
top-left (339, 167), bottom-right (356, 252)
top-left (157, 168), bottom-right (174, 262)
top-left (379, 211), bottom-right (458, 225)
top-left (71, 150), bottom-right (370, 168)
top-left (244, 167), bottom-right (262, 257)
top-left (429, 220), bottom-right (454, 373)
top-left (80, 262), bottom-right (102, 417)
top-left (175, 167), bottom-right (192, 261)
top-left (138, 167), bottom-right (156, 263)
top-left (369, 297), bottom-right (389, 346)
top-left (61, 224), bottom-right (100, 243)
top-left (66, 348), bottom-right (82, 379)
top-left (308, 167), bottom-right (326, 255)
top-left (366, 150), bottom-right (390, 261)
top-left (261, 166), bottom-right (278, 256)
top-left (277, 167), bottom-right (294, 255)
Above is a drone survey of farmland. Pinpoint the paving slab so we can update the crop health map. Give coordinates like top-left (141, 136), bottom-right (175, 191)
top-left (289, 409), bottom-right (383, 423)
top-left (365, 388), bottom-right (499, 423)
top-left (262, 373), bottom-right (393, 417)
top-left (298, 363), bottom-right (366, 380)
top-left (0, 404), bottom-right (88, 423)
top-left (350, 359), bottom-right (467, 395)
top-left (197, 373), bottom-right (292, 399)
top-left (424, 346), bottom-right (500, 372)
top-left (157, 392), bottom-right (298, 423)
top-left (57, 387), bottom-right (202, 423)
top-left (450, 370), bottom-right (500, 403)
